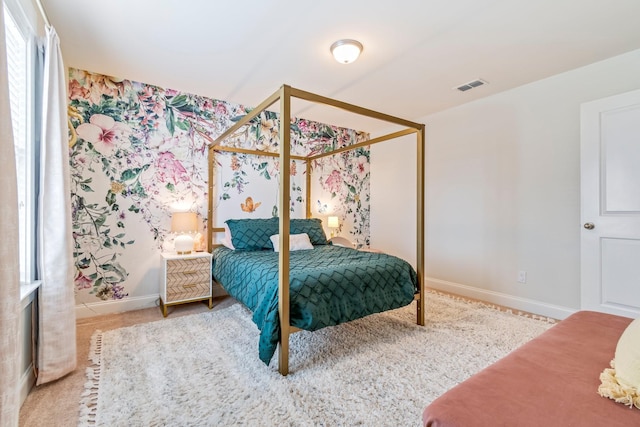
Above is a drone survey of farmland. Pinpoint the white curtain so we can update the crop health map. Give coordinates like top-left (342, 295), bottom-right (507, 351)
top-left (0, 3), bottom-right (21, 425)
top-left (36, 26), bottom-right (76, 385)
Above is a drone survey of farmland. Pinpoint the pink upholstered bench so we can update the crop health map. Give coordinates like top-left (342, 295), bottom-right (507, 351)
top-left (423, 311), bottom-right (640, 427)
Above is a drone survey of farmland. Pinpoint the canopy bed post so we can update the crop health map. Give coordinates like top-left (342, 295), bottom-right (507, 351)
top-left (207, 146), bottom-right (214, 251)
top-left (306, 161), bottom-right (312, 219)
top-left (278, 85), bottom-right (292, 375)
top-left (417, 124), bottom-right (426, 326)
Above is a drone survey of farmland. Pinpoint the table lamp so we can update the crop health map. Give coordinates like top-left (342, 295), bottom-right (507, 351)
top-left (328, 216), bottom-right (339, 238)
top-left (171, 212), bottom-right (198, 254)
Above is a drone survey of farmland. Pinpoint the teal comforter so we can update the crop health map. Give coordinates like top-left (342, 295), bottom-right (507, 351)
top-left (211, 245), bottom-right (417, 364)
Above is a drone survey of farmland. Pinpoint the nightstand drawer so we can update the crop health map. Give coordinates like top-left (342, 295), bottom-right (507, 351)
top-left (166, 256), bottom-right (210, 274)
top-left (166, 280), bottom-right (210, 301)
top-left (166, 270), bottom-right (210, 287)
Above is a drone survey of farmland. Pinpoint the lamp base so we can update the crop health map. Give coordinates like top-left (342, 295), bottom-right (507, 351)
top-left (174, 234), bottom-right (194, 255)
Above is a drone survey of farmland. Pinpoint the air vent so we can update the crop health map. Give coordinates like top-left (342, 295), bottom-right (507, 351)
top-left (455, 79), bottom-right (488, 92)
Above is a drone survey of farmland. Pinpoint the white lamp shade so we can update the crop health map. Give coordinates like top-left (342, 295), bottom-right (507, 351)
top-left (328, 216), bottom-right (339, 228)
top-left (330, 39), bottom-right (363, 64)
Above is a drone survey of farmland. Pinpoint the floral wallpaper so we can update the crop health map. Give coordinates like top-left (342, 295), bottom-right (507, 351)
top-left (68, 69), bottom-right (370, 303)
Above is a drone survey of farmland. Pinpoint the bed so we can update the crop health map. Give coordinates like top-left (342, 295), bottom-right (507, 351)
top-left (206, 85), bottom-right (426, 374)
top-left (422, 311), bottom-right (640, 427)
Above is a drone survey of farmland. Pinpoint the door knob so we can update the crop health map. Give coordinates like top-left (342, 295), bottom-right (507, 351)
top-left (583, 222), bottom-right (595, 230)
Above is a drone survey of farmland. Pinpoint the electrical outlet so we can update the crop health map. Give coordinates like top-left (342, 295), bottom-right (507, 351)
top-left (517, 270), bottom-right (527, 284)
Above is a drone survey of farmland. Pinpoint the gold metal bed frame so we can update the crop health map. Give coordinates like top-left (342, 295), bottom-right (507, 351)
top-left (207, 84), bottom-right (425, 375)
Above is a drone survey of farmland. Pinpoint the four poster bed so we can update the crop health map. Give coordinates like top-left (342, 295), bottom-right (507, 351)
top-left (206, 85), bottom-right (425, 375)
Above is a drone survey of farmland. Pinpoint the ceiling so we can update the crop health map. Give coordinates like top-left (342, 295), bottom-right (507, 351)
top-left (42, 0), bottom-right (640, 133)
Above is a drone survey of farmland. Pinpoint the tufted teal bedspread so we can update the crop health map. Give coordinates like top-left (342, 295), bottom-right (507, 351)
top-left (212, 245), bottom-right (417, 364)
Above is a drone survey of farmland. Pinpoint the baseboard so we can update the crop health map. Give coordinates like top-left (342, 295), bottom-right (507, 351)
top-left (425, 277), bottom-right (577, 320)
top-left (75, 295), bottom-right (160, 319)
top-left (20, 363), bottom-right (35, 406)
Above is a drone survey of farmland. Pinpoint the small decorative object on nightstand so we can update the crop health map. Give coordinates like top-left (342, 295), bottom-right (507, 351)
top-left (160, 252), bottom-right (212, 317)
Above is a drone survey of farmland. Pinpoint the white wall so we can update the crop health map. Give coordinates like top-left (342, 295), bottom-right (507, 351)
top-left (370, 135), bottom-right (417, 266)
top-left (371, 49), bottom-right (640, 319)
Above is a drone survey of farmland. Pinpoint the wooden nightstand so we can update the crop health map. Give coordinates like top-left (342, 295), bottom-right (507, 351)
top-left (160, 252), bottom-right (213, 317)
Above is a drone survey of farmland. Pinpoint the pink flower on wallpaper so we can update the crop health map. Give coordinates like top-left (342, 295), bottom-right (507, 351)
top-left (338, 129), bottom-right (354, 147)
top-left (269, 160), bottom-right (279, 178)
top-left (76, 114), bottom-right (130, 156)
top-left (155, 151), bottom-right (188, 183)
top-left (325, 170), bottom-right (342, 194)
top-left (138, 86), bottom-right (165, 116)
top-left (139, 85), bottom-right (156, 101)
top-left (214, 102), bottom-right (228, 116)
top-left (69, 79), bottom-right (89, 101)
top-left (230, 155), bottom-right (241, 171)
top-left (74, 271), bottom-right (93, 290)
top-left (297, 119), bottom-right (309, 133)
top-left (354, 155), bottom-right (369, 177)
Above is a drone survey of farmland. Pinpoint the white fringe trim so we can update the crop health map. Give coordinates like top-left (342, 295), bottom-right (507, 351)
top-left (427, 289), bottom-right (557, 324)
top-left (598, 359), bottom-right (640, 409)
top-left (78, 330), bottom-right (103, 426)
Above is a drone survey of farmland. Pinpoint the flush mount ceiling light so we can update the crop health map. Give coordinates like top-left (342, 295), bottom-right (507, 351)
top-left (330, 39), bottom-right (363, 64)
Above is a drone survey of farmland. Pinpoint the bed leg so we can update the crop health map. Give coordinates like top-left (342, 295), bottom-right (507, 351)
top-left (417, 280), bottom-right (425, 326)
top-left (278, 332), bottom-right (290, 375)
top-left (417, 297), bottom-right (425, 326)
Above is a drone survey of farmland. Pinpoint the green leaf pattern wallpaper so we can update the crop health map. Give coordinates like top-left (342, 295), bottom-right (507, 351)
top-left (68, 69), bottom-right (370, 303)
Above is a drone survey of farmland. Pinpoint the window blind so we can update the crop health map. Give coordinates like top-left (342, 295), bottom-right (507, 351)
top-left (4, 6), bottom-right (30, 283)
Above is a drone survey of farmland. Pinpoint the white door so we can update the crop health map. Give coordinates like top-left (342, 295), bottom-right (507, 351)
top-left (581, 89), bottom-right (640, 318)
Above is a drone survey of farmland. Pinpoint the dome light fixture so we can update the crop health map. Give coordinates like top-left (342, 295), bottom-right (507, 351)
top-left (330, 39), bottom-right (363, 64)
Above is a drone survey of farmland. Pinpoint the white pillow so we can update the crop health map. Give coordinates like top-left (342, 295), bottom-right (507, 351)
top-left (615, 317), bottom-right (640, 389)
top-left (329, 236), bottom-right (355, 248)
top-left (270, 233), bottom-right (313, 252)
top-left (220, 223), bottom-right (235, 250)
top-left (598, 317), bottom-right (640, 409)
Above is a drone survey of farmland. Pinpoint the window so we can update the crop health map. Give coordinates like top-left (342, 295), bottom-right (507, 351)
top-left (4, 4), bottom-right (36, 284)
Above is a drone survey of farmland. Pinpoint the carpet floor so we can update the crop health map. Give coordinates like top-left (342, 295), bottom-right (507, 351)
top-left (78, 291), bottom-right (554, 426)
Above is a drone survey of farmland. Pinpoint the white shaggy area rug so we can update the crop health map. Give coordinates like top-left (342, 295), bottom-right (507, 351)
top-left (79, 292), bottom-right (554, 426)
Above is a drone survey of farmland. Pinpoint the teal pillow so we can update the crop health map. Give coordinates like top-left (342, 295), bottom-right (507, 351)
top-left (225, 217), bottom-right (328, 250)
top-left (290, 218), bottom-right (328, 245)
top-left (225, 218), bottom-right (279, 251)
